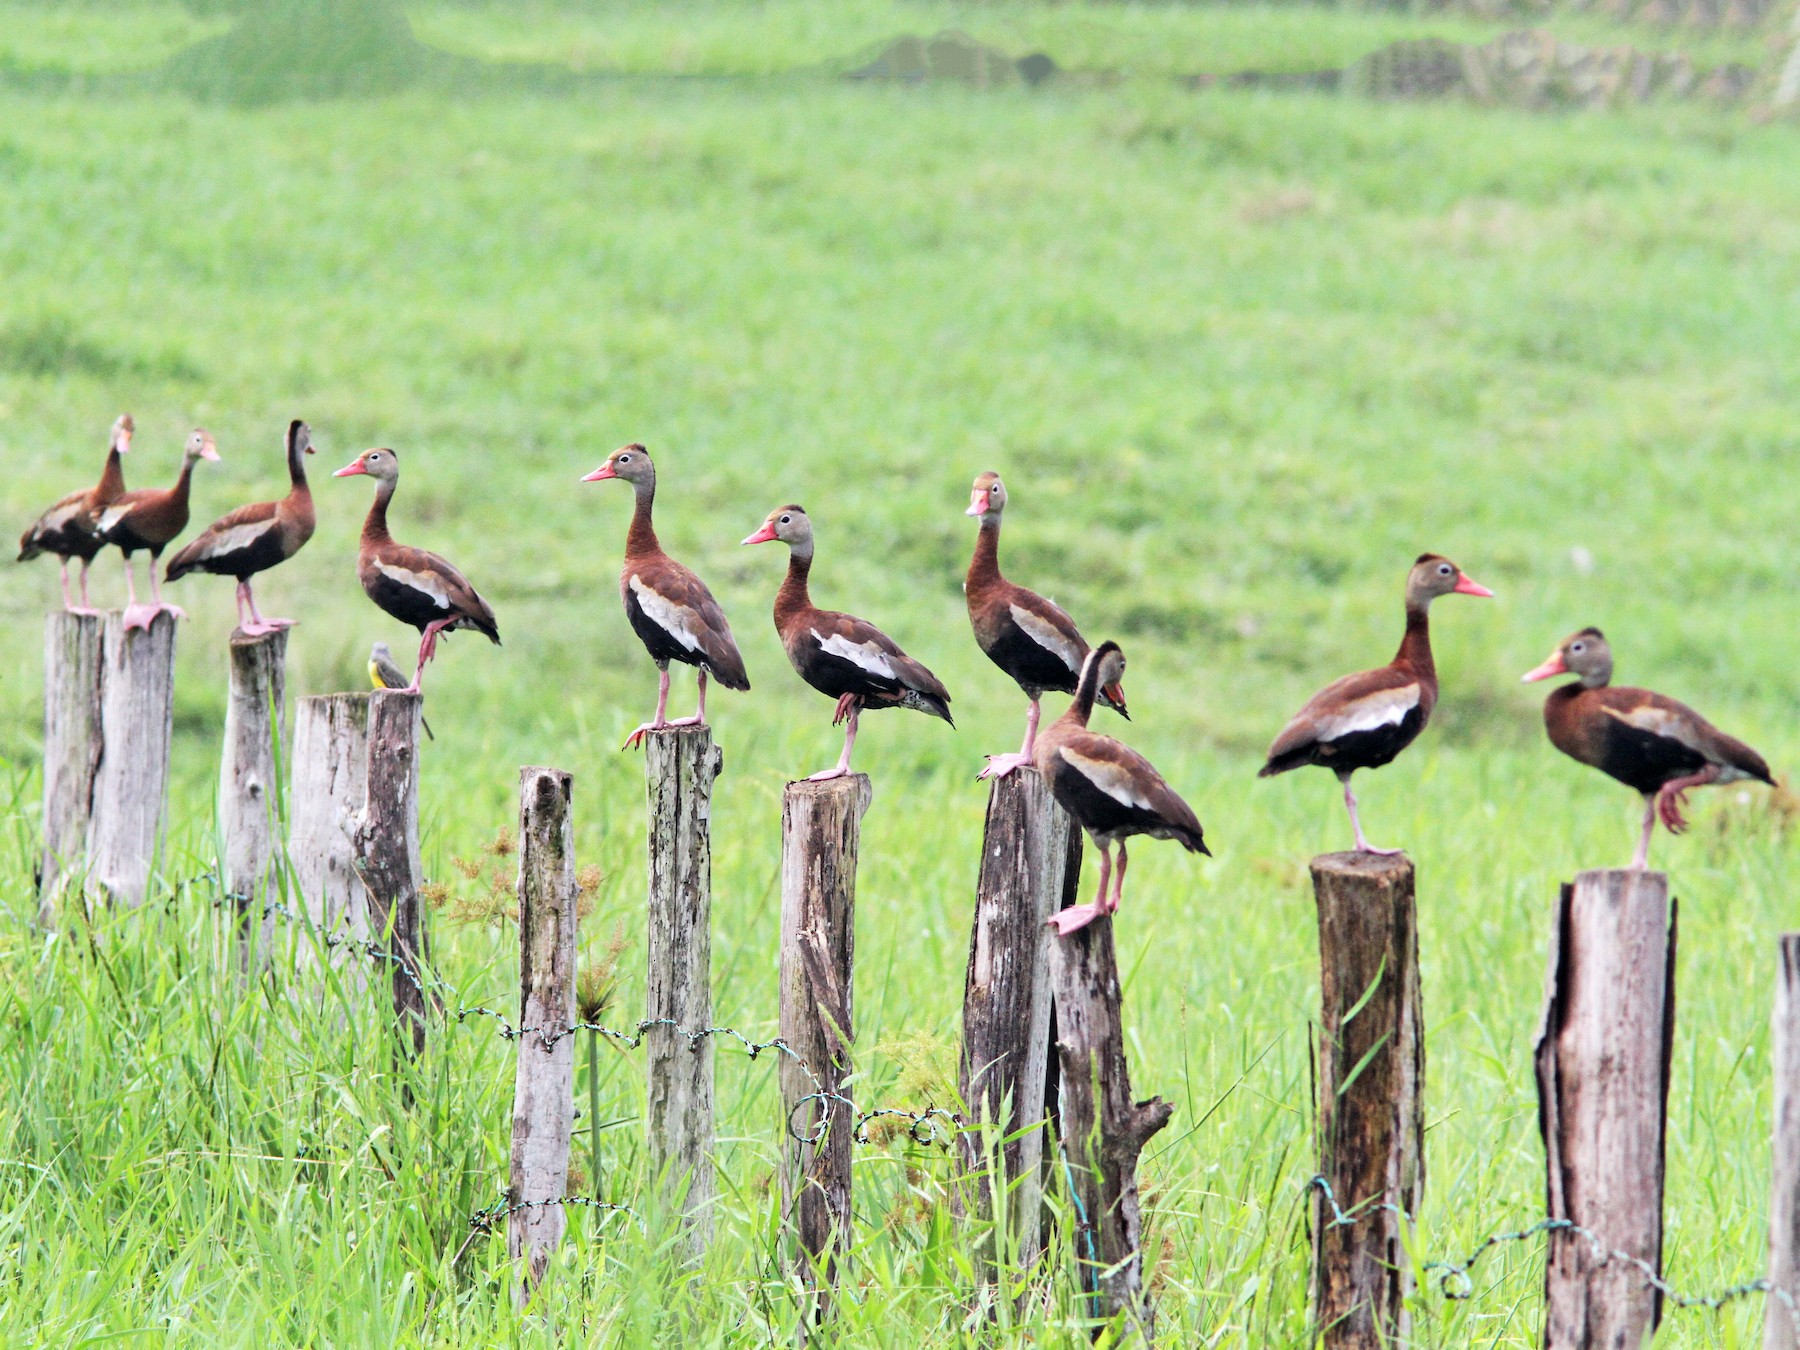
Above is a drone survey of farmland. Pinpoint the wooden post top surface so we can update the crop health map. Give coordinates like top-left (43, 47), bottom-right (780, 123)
top-left (1570, 867), bottom-right (1668, 887)
top-left (227, 627), bottom-right (288, 649)
top-left (1310, 851), bottom-right (1414, 879)
top-left (782, 772), bottom-right (872, 811)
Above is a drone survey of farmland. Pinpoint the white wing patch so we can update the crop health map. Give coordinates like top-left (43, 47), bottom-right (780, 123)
top-left (1316, 683), bottom-right (1420, 743)
top-left (97, 501), bottom-right (137, 532)
top-left (1057, 746), bottom-right (1155, 811)
top-left (1601, 704), bottom-right (1715, 759)
top-left (376, 561), bottom-right (451, 610)
top-left (198, 518), bottom-right (278, 559)
top-left (1009, 603), bottom-right (1082, 673)
top-left (629, 574), bottom-right (702, 652)
top-left (813, 628), bottom-right (897, 681)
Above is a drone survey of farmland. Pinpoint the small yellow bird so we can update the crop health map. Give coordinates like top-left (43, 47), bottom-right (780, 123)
top-left (369, 641), bottom-right (434, 739)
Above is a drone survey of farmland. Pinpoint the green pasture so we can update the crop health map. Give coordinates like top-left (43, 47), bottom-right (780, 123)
top-left (1, 1), bottom-right (1798, 1343)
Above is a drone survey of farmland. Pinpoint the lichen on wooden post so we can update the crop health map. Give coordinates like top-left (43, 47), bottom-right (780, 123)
top-left (779, 773), bottom-right (872, 1305)
top-left (1536, 868), bottom-right (1674, 1350)
top-left (509, 766), bottom-right (578, 1305)
top-left (1310, 850), bottom-right (1424, 1350)
top-left (1767, 932), bottom-right (1800, 1350)
top-left (221, 629), bottom-right (287, 975)
top-left (957, 768), bottom-right (1079, 1275)
top-left (39, 611), bottom-right (106, 924)
top-left (287, 692), bottom-right (371, 984)
top-left (354, 689), bottom-right (429, 1050)
top-left (86, 610), bottom-right (178, 909)
top-left (1049, 913), bottom-right (1171, 1335)
top-left (644, 726), bottom-right (722, 1249)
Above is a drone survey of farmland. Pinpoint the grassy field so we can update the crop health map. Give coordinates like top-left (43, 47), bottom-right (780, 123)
top-left (3, 1), bottom-right (1800, 1343)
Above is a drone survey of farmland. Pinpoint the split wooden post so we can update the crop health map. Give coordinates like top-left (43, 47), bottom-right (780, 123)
top-left (38, 612), bottom-right (106, 923)
top-left (86, 611), bottom-right (178, 909)
top-left (779, 773), bottom-right (872, 1302)
top-left (1535, 868), bottom-right (1675, 1350)
top-left (509, 767), bottom-right (578, 1305)
top-left (287, 693), bottom-right (372, 983)
top-left (1769, 933), bottom-right (1800, 1350)
top-left (1310, 851), bottom-right (1425, 1350)
top-left (1049, 914), bottom-right (1172, 1333)
top-left (643, 726), bottom-right (723, 1248)
top-left (354, 689), bottom-right (430, 1051)
top-left (957, 768), bottom-right (1080, 1274)
top-left (221, 629), bottom-right (287, 975)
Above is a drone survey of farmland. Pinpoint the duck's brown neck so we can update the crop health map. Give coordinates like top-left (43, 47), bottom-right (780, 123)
top-left (1068, 653), bottom-right (1104, 728)
top-left (626, 479), bottom-right (660, 557)
top-left (1396, 601), bottom-right (1435, 681)
top-left (775, 548), bottom-right (813, 628)
top-left (171, 459), bottom-right (196, 510)
top-left (96, 448), bottom-right (125, 499)
top-left (287, 438), bottom-right (309, 490)
top-left (362, 479), bottom-right (395, 548)
top-left (967, 519), bottom-right (1002, 594)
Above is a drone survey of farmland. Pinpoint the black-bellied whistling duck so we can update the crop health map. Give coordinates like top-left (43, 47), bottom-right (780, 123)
top-left (742, 504), bottom-right (952, 780)
top-left (965, 470), bottom-right (1128, 779)
top-left (97, 428), bottom-right (220, 631)
top-left (1259, 554), bottom-right (1493, 853)
top-left (1036, 642), bottom-right (1208, 935)
top-left (334, 448), bottom-right (499, 693)
top-left (165, 419), bottom-right (317, 636)
top-left (582, 444), bottom-right (750, 749)
top-left (1522, 627), bottom-right (1774, 869)
top-left (18, 413), bottom-right (132, 614)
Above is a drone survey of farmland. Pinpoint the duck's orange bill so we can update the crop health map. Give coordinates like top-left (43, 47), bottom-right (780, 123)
top-left (1521, 651), bottom-right (1568, 682)
top-left (581, 463), bottom-right (616, 482)
top-left (966, 489), bottom-right (990, 517)
top-left (1454, 572), bottom-right (1495, 597)
top-left (741, 523), bottom-right (778, 545)
top-left (333, 455), bottom-right (368, 477)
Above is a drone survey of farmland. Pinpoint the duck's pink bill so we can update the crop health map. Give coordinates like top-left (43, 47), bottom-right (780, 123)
top-left (1521, 652), bottom-right (1568, 682)
top-left (1454, 573), bottom-right (1495, 597)
top-left (741, 524), bottom-right (778, 545)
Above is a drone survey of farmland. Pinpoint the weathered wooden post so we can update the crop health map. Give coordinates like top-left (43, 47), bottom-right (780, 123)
top-left (779, 773), bottom-right (872, 1304)
top-left (509, 766), bottom-right (578, 1305)
top-left (1767, 933), bottom-right (1800, 1350)
top-left (354, 689), bottom-right (429, 1050)
top-left (958, 769), bottom-right (1080, 1274)
top-left (643, 726), bottom-right (722, 1249)
top-left (1049, 914), bottom-right (1172, 1334)
top-left (38, 612), bottom-right (106, 923)
top-left (86, 611), bottom-right (178, 909)
top-left (221, 629), bottom-right (287, 975)
top-left (1310, 852), bottom-right (1424, 1350)
top-left (1535, 869), bottom-right (1674, 1350)
top-left (287, 693), bottom-right (371, 982)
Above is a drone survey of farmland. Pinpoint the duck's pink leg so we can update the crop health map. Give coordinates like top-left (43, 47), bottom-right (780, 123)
top-left (121, 556), bottom-right (161, 631)
top-left (980, 696), bottom-right (1040, 781)
top-left (623, 667), bottom-right (674, 750)
top-left (1107, 841), bottom-right (1129, 914)
top-left (1049, 842), bottom-right (1111, 936)
top-left (70, 558), bottom-right (100, 616)
top-left (402, 619), bottom-right (456, 694)
top-left (1343, 773), bottom-right (1403, 856)
top-left (237, 579), bottom-right (295, 637)
top-left (1632, 795), bottom-right (1657, 870)
top-left (807, 705), bottom-right (860, 781)
top-left (1655, 765), bottom-right (1722, 835)
top-left (665, 669), bottom-right (709, 730)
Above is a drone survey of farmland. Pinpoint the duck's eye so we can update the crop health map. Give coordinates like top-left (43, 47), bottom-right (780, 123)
top-left (619, 454), bottom-right (631, 463)
top-left (1572, 642), bottom-right (1584, 653)
top-left (1438, 563), bottom-right (1452, 575)
top-left (779, 514), bottom-right (791, 524)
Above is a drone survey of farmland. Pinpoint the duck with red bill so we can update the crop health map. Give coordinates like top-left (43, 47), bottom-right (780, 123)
top-left (1259, 553), bottom-right (1494, 854)
top-left (1523, 626), bottom-right (1773, 868)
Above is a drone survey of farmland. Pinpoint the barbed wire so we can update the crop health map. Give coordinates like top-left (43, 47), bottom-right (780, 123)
top-left (1308, 1174), bottom-right (1800, 1334)
top-left (226, 895), bottom-right (964, 1148)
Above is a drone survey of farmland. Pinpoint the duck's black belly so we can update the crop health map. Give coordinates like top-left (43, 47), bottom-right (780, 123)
top-left (1312, 707), bottom-right (1426, 775)
top-left (362, 564), bottom-right (450, 633)
top-left (624, 586), bottom-right (703, 668)
top-left (982, 623), bottom-right (1077, 697)
top-left (1595, 722), bottom-right (1707, 795)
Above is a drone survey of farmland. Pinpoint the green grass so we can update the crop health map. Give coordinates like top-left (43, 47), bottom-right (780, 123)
top-left (1, 2), bottom-right (1799, 1344)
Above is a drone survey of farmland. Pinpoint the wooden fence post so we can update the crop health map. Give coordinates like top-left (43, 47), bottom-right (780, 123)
top-left (38, 612), bottom-right (105, 924)
top-left (221, 629), bottom-right (287, 975)
top-left (1049, 914), bottom-right (1172, 1334)
top-left (354, 689), bottom-right (429, 1051)
top-left (1310, 851), bottom-right (1424, 1350)
top-left (288, 693), bottom-right (371, 983)
top-left (1769, 933), bottom-right (1800, 1350)
top-left (958, 768), bottom-right (1080, 1274)
top-left (86, 611), bottom-right (178, 909)
top-left (1535, 868), bottom-right (1674, 1350)
top-left (644, 726), bottom-right (722, 1249)
top-left (779, 773), bottom-right (872, 1304)
top-left (509, 766), bottom-right (578, 1305)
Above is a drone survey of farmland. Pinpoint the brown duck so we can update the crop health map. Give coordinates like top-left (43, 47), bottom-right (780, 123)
top-left (18, 413), bottom-right (132, 613)
top-left (97, 428), bottom-right (220, 630)
top-left (1523, 627), bottom-right (1774, 868)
